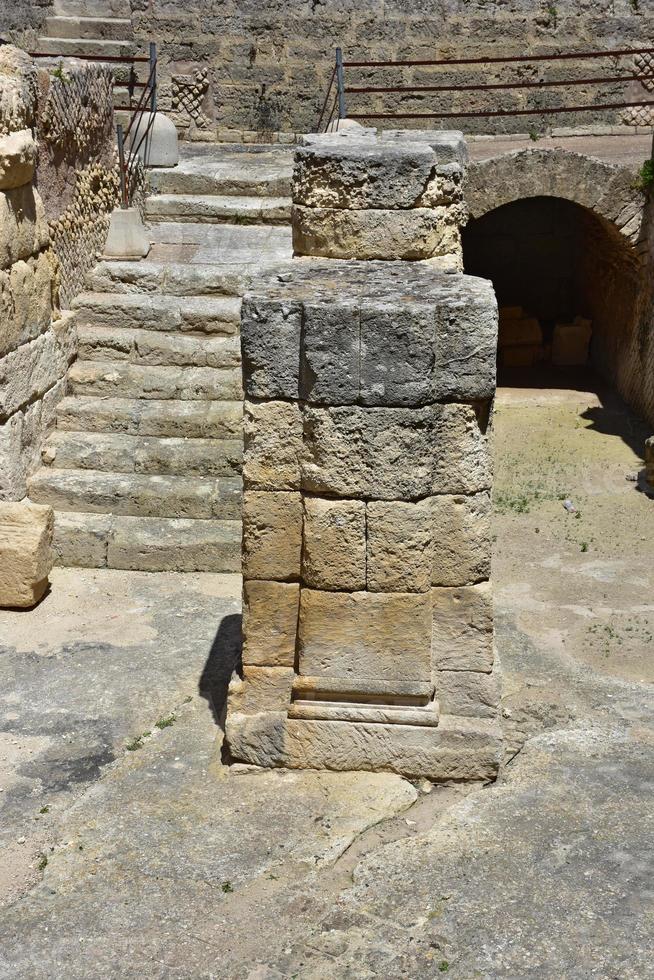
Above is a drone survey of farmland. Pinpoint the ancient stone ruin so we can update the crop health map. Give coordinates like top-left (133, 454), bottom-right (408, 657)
top-left (225, 132), bottom-right (502, 780)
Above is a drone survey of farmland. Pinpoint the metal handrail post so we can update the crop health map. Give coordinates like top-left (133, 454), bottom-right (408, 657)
top-left (335, 47), bottom-right (347, 121)
top-left (116, 123), bottom-right (128, 208)
top-left (149, 41), bottom-right (157, 113)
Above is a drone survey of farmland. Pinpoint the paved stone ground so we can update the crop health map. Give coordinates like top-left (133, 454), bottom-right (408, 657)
top-left (467, 132), bottom-right (652, 168)
top-left (1, 372), bottom-right (652, 978)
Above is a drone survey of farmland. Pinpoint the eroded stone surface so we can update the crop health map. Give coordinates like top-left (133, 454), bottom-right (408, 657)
top-left (0, 500), bottom-right (53, 608)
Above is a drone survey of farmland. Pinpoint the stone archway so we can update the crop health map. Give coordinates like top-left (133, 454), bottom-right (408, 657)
top-left (463, 149), bottom-right (654, 426)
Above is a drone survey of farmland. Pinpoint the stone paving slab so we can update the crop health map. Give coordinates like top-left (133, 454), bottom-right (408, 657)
top-left (467, 132), bottom-right (652, 168)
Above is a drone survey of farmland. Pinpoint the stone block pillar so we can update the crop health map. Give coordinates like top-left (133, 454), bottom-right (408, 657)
top-left (225, 261), bottom-right (502, 781)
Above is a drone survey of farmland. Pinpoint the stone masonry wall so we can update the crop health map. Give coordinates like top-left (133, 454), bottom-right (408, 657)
top-left (225, 262), bottom-right (502, 780)
top-left (34, 63), bottom-right (119, 307)
top-left (129, 0), bottom-right (654, 136)
top-left (0, 45), bottom-right (76, 501)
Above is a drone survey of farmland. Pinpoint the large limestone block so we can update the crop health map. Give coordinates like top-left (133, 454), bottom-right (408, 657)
top-left (379, 130), bottom-right (469, 166)
top-left (0, 129), bottom-right (37, 190)
top-left (298, 589), bottom-right (432, 683)
top-left (242, 490), bottom-right (302, 581)
top-left (0, 184), bottom-right (49, 269)
top-left (301, 497), bottom-right (366, 592)
top-left (227, 666), bottom-right (295, 715)
top-left (0, 47), bottom-right (38, 136)
top-left (293, 140), bottom-right (448, 210)
top-left (366, 499), bottom-right (432, 593)
top-left (243, 400), bottom-right (302, 491)
top-left (0, 317), bottom-right (76, 422)
top-left (437, 669), bottom-right (500, 718)
top-left (240, 296), bottom-right (301, 400)
top-left (0, 500), bottom-right (53, 608)
top-left (431, 403), bottom-right (491, 494)
top-left (292, 203), bottom-right (463, 261)
top-left (432, 582), bottom-right (494, 672)
top-left (242, 262), bottom-right (497, 406)
top-left (242, 580), bottom-right (300, 667)
top-left (299, 298), bottom-right (360, 404)
top-left (225, 712), bottom-right (502, 782)
top-left (0, 252), bottom-right (53, 358)
top-left (0, 400), bottom-right (42, 500)
top-left (431, 491), bottom-right (491, 586)
top-left (301, 404), bottom-right (434, 500)
top-left (301, 402), bottom-right (490, 499)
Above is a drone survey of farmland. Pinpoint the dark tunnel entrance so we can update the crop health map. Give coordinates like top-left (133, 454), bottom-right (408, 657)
top-left (462, 195), bottom-right (645, 390)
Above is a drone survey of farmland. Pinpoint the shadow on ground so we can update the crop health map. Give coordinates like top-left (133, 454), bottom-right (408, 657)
top-left (199, 613), bottom-right (242, 730)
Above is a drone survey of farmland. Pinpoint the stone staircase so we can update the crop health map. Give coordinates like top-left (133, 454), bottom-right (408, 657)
top-left (28, 144), bottom-right (294, 571)
top-left (36, 0), bottom-right (140, 112)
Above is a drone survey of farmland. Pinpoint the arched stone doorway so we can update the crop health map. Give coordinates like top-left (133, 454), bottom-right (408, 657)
top-left (463, 149), bottom-right (654, 426)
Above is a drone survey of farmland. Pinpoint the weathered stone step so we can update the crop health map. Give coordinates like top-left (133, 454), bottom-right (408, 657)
top-left (44, 16), bottom-right (133, 40)
top-left (76, 324), bottom-right (241, 369)
top-left (148, 149), bottom-right (293, 198)
top-left (44, 430), bottom-right (242, 477)
top-left (29, 468), bottom-right (242, 520)
top-left (68, 360), bottom-right (242, 400)
top-left (53, 0), bottom-right (131, 17)
top-left (86, 261), bottom-right (257, 297)
top-left (34, 36), bottom-right (137, 58)
top-left (53, 511), bottom-right (241, 572)
top-left (56, 396), bottom-right (242, 439)
top-left (72, 292), bottom-right (241, 334)
top-left (145, 194), bottom-right (291, 225)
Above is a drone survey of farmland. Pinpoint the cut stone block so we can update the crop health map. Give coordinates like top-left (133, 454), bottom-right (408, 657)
top-left (227, 666), bottom-right (295, 715)
top-left (301, 404), bottom-right (434, 500)
top-left (298, 589), bottom-right (432, 683)
top-left (242, 580), bottom-right (300, 667)
top-left (0, 500), bottom-right (53, 607)
top-left (292, 203), bottom-right (462, 261)
top-left (498, 316), bottom-right (542, 348)
top-left (242, 400), bottom-right (302, 491)
top-left (299, 298), bottom-right (360, 404)
top-left (240, 297), bottom-right (301, 400)
top-left (0, 184), bottom-right (49, 269)
top-left (552, 319), bottom-right (592, 366)
top-left (366, 499), bottom-right (432, 593)
top-left (225, 712), bottom-right (502, 782)
top-left (646, 435), bottom-right (654, 485)
top-left (301, 496), bottom-right (366, 592)
top-left (431, 403), bottom-right (491, 494)
top-left (431, 491), bottom-right (491, 586)
top-left (288, 700), bottom-right (440, 727)
top-left (432, 582), bottom-right (494, 672)
top-left (242, 261), bottom-right (497, 407)
top-left (0, 128), bottom-right (37, 191)
top-left (293, 139), bottom-right (445, 210)
top-left (242, 490), bottom-right (302, 581)
top-left (437, 669), bottom-right (500, 718)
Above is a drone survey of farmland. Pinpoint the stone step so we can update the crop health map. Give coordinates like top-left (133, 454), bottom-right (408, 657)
top-left (76, 324), bottom-right (241, 369)
top-left (52, 511), bottom-right (241, 572)
top-left (44, 430), bottom-right (242, 477)
top-left (67, 360), bottom-right (242, 400)
top-left (53, 0), bottom-right (131, 17)
top-left (86, 260), bottom-right (262, 297)
top-left (44, 16), bottom-right (133, 40)
top-left (72, 292), bottom-right (241, 334)
top-left (29, 468), bottom-right (242, 520)
top-left (34, 36), bottom-right (137, 58)
top-left (145, 194), bottom-right (291, 225)
top-left (148, 147), bottom-right (293, 197)
top-left (55, 396), bottom-right (242, 439)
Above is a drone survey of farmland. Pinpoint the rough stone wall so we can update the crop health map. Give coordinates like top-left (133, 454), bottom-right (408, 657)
top-left (127, 0), bottom-right (654, 136)
top-left (34, 63), bottom-right (119, 307)
top-left (0, 45), bottom-right (76, 502)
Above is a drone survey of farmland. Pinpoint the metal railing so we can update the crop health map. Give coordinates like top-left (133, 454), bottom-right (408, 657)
top-left (116, 41), bottom-right (157, 208)
top-left (30, 41), bottom-right (158, 208)
top-left (317, 45), bottom-right (654, 131)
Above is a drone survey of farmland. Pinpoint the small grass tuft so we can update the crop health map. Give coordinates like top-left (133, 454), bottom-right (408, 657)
top-left (221, 881), bottom-right (234, 893)
top-left (37, 854), bottom-right (48, 871)
top-left (39, 805), bottom-right (50, 814)
top-left (635, 159), bottom-right (654, 193)
top-left (438, 962), bottom-right (450, 974)
top-left (155, 714), bottom-right (176, 730)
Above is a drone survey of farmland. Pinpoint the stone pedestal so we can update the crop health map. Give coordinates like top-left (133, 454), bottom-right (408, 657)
top-left (0, 500), bottom-right (53, 608)
top-left (225, 261), bottom-right (502, 781)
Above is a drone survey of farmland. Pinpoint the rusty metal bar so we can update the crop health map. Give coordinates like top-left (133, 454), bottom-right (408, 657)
top-left (336, 47), bottom-right (347, 119)
top-left (316, 64), bottom-right (337, 132)
top-left (346, 73), bottom-right (653, 95)
top-left (343, 46), bottom-right (654, 69)
top-left (348, 98), bottom-right (654, 120)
